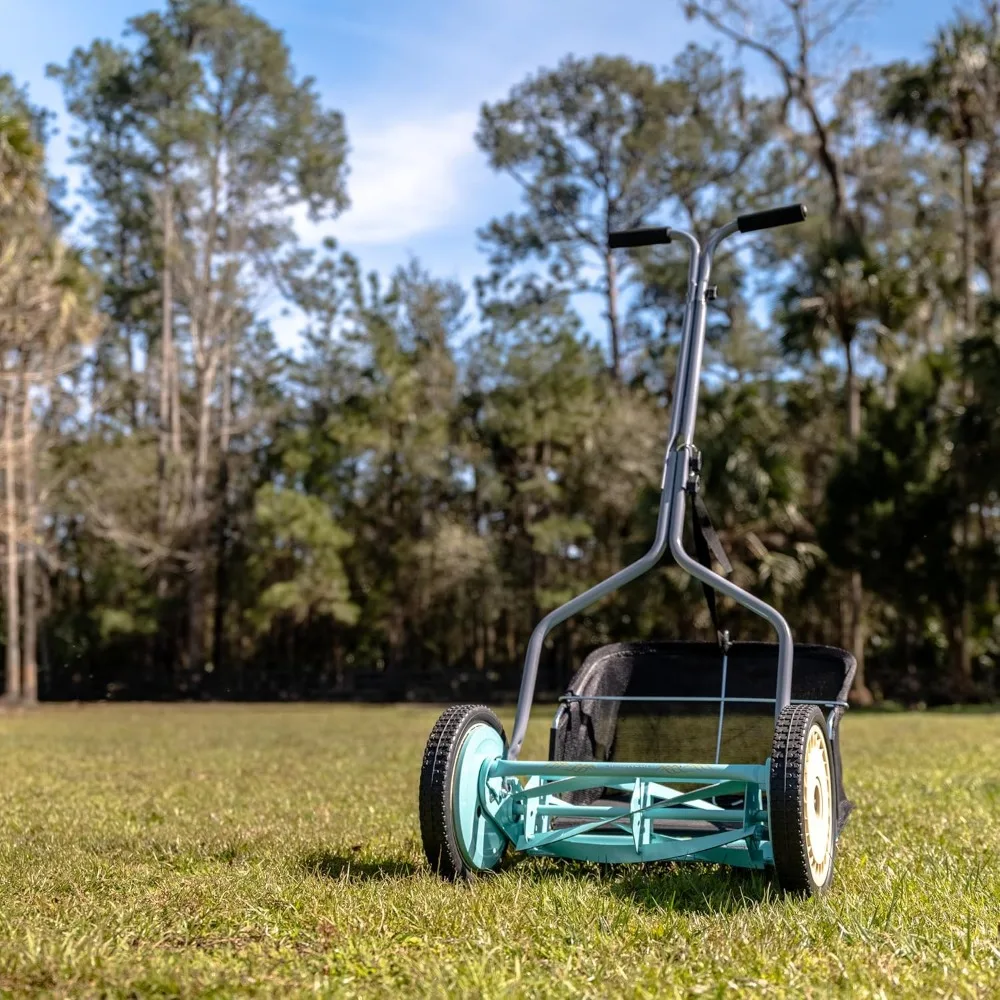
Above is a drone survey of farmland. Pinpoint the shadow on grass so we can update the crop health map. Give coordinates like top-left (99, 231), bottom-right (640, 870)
top-left (300, 849), bottom-right (776, 912)
top-left (301, 849), bottom-right (418, 881)
top-left (609, 863), bottom-right (775, 914)
top-left (506, 856), bottom-right (775, 914)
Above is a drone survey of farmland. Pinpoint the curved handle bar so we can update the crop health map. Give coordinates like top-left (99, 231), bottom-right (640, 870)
top-left (608, 226), bottom-right (673, 249)
top-left (736, 203), bottom-right (807, 233)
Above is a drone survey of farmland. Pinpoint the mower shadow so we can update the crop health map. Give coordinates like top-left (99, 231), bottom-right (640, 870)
top-left (301, 849), bottom-right (418, 881)
top-left (299, 850), bottom-right (775, 913)
top-left (607, 863), bottom-right (776, 914)
top-left (508, 858), bottom-right (775, 915)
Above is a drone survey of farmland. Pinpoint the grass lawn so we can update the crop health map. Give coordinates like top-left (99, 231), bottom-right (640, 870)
top-left (0, 704), bottom-right (997, 998)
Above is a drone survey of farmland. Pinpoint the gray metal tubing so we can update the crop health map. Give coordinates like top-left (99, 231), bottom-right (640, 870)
top-left (492, 759), bottom-right (766, 782)
top-left (506, 230), bottom-right (700, 760)
top-left (662, 232), bottom-right (704, 456)
top-left (665, 223), bottom-right (794, 719)
top-left (557, 695), bottom-right (848, 708)
top-left (674, 221), bottom-right (737, 446)
top-left (714, 648), bottom-right (728, 764)
top-left (506, 452), bottom-right (677, 761)
top-left (670, 492), bottom-right (794, 721)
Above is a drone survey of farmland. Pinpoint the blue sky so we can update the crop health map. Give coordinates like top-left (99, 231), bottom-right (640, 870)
top-left (1, 0), bottom-right (955, 344)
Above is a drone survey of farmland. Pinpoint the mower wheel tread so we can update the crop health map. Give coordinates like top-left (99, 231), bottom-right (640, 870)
top-left (769, 703), bottom-right (835, 896)
top-left (419, 704), bottom-right (506, 881)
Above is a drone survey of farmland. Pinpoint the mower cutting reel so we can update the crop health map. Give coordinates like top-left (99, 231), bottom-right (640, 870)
top-left (418, 204), bottom-right (856, 895)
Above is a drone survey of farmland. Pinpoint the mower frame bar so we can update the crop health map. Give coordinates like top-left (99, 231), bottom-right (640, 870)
top-left (555, 695), bottom-right (849, 707)
top-left (490, 759), bottom-right (767, 782)
top-left (507, 213), bottom-right (801, 760)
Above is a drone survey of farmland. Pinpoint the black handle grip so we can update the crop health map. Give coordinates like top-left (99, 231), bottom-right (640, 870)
top-left (608, 226), bottom-right (672, 249)
top-left (736, 203), bottom-right (808, 233)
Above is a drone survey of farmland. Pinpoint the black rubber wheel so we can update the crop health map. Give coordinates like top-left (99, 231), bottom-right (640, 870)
top-left (419, 704), bottom-right (508, 881)
top-left (769, 704), bottom-right (836, 896)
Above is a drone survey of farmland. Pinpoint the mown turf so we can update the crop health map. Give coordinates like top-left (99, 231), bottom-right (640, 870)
top-left (0, 704), bottom-right (997, 998)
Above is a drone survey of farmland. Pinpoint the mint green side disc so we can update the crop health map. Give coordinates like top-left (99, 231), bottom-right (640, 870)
top-left (453, 723), bottom-right (507, 871)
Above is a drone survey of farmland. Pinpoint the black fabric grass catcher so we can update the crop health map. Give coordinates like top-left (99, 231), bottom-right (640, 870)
top-left (549, 640), bottom-right (856, 834)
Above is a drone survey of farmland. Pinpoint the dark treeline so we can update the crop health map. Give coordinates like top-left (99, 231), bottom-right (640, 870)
top-left (2, 0), bottom-right (999, 707)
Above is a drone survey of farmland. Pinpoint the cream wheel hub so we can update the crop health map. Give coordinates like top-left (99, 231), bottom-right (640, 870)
top-left (802, 723), bottom-right (833, 884)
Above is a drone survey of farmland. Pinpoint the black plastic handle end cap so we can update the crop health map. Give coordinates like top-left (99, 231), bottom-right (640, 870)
top-left (608, 226), bottom-right (673, 249)
top-left (737, 203), bottom-right (808, 234)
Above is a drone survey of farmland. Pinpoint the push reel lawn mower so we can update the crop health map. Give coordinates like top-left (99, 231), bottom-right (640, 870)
top-left (419, 204), bottom-right (855, 896)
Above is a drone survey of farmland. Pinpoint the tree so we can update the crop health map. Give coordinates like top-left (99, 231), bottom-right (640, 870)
top-left (881, 6), bottom-right (1000, 688)
top-left (885, 12), bottom-right (1000, 329)
top-left (246, 484), bottom-right (357, 636)
top-left (820, 341), bottom-right (1000, 701)
top-left (3, 0), bottom-right (995, 710)
top-left (476, 49), bottom-right (773, 381)
top-left (53, 0), bottom-right (350, 677)
top-left (0, 77), bottom-right (100, 704)
top-left (686, 0), bottom-right (886, 702)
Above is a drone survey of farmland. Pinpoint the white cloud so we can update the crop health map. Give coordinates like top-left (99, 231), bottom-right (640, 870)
top-left (326, 110), bottom-right (480, 246)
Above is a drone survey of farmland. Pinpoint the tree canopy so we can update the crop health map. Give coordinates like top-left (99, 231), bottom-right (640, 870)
top-left (0, 0), bottom-right (997, 707)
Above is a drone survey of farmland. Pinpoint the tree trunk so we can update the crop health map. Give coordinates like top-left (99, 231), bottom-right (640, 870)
top-left (984, 4), bottom-right (1000, 296)
top-left (157, 184), bottom-right (175, 539)
top-left (170, 347), bottom-right (181, 458)
top-left (846, 569), bottom-right (872, 705)
top-left (844, 337), bottom-right (861, 442)
top-left (982, 145), bottom-right (1000, 297)
top-left (950, 606), bottom-right (974, 698)
top-left (39, 566), bottom-right (51, 700)
top-left (3, 391), bottom-right (20, 702)
top-left (125, 331), bottom-right (138, 430)
top-left (187, 356), bottom-right (218, 676)
top-left (155, 185), bottom-right (177, 684)
top-left (211, 331), bottom-right (232, 692)
top-left (605, 249), bottom-right (622, 381)
top-left (842, 338), bottom-right (873, 704)
top-left (953, 143), bottom-right (976, 692)
top-left (21, 382), bottom-right (37, 705)
top-left (960, 142), bottom-right (976, 337)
